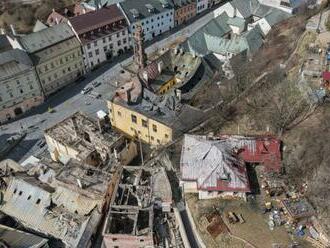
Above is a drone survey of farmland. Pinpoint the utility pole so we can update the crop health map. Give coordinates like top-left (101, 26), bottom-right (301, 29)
top-left (139, 135), bottom-right (144, 166)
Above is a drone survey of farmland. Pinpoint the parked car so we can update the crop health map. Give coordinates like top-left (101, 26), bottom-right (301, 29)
top-left (89, 91), bottom-right (102, 99)
top-left (92, 81), bottom-right (101, 88)
top-left (81, 87), bottom-right (92, 94)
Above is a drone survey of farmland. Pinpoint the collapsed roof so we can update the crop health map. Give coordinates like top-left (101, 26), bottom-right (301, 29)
top-left (181, 134), bottom-right (251, 192)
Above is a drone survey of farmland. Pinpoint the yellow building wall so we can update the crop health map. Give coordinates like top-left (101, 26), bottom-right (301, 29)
top-left (157, 77), bottom-right (176, 95)
top-left (108, 101), bottom-right (173, 146)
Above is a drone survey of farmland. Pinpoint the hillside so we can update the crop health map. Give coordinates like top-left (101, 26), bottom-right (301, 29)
top-left (0, 0), bottom-right (75, 33)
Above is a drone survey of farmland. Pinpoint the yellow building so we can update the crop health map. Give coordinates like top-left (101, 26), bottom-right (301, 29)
top-left (108, 100), bottom-right (173, 146)
top-left (107, 79), bottom-right (205, 146)
top-left (19, 23), bottom-right (85, 96)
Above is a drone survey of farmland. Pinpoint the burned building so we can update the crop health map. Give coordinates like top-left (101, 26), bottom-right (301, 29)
top-left (44, 111), bottom-right (137, 166)
top-left (102, 166), bottom-right (173, 248)
top-left (0, 158), bottom-right (115, 247)
top-left (180, 134), bottom-right (282, 199)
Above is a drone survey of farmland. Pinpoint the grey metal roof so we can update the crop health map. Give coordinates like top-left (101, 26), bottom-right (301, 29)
top-left (87, 0), bottom-right (123, 8)
top-left (180, 134), bottom-right (250, 191)
top-left (264, 8), bottom-right (291, 26)
top-left (119, 0), bottom-right (174, 23)
top-left (0, 224), bottom-right (49, 248)
top-left (0, 49), bottom-right (34, 80)
top-left (19, 23), bottom-right (75, 53)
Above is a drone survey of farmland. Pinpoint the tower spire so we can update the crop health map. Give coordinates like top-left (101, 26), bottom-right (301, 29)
top-left (133, 24), bottom-right (147, 70)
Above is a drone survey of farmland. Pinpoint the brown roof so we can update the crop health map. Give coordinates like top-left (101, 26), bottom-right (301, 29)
top-left (69, 5), bottom-right (126, 35)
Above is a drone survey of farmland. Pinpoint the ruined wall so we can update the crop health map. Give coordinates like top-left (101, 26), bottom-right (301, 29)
top-left (102, 234), bottom-right (154, 248)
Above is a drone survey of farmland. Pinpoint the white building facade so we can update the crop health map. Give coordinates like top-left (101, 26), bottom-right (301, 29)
top-left (119, 0), bottom-right (175, 42)
top-left (70, 6), bottom-right (130, 71)
top-left (196, 0), bottom-right (208, 13)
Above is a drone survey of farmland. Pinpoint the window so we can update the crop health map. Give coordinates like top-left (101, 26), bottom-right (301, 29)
top-left (151, 136), bottom-right (154, 141)
top-left (94, 41), bottom-right (98, 47)
top-left (19, 191), bottom-right (23, 196)
top-left (87, 43), bottom-right (91, 49)
top-left (48, 76), bottom-right (51, 82)
top-left (151, 18), bottom-right (154, 22)
top-left (152, 124), bottom-right (157, 132)
top-left (103, 37), bottom-right (106, 43)
top-left (122, 30), bottom-right (125, 35)
top-left (68, 66), bottom-right (71, 72)
top-left (108, 36), bottom-right (112, 42)
top-left (88, 52), bottom-right (93, 58)
top-left (117, 32), bottom-right (120, 38)
top-left (51, 62), bottom-right (54, 68)
top-left (62, 69), bottom-right (66, 74)
top-left (16, 80), bottom-right (20, 85)
top-left (104, 46), bottom-right (107, 52)
top-left (157, 139), bottom-right (160, 144)
top-left (110, 44), bottom-right (113, 49)
top-left (95, 49), bottom-right (99, 55)
top-left (117, 40), bottom-right (121, 46)
top-left (60, 58), bottom-right (63, 64)
top-left (146, 20), bottom-right (149, 24)
top-left (131, 114), bottom-right (137, 123)
top-left (36, 199), bottom-right (41, 204)
top-left (117, 111), bottom-right (121, 117)
top-left (44, 64), bottom-right (48, 71)
top-left (0, 96), bottom-right (2, 102)
top-left (142, 119), bottom-right (147, 127)
top-left (29, 85), bottom-right (34, 90)
top-left (165, 134), bottom-right (169, 138)
top-left (54, 73), bottom-right (58, 79)
top-left (65, 56), bottom-right (69, 62)
top-left (123, 38), bottom-right (127, 44)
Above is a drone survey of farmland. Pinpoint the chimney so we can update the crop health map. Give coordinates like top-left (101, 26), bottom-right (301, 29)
top-left (157, 61), bottom-right (164, 74)
top-left (64, 8), bottom-right (68, 16)
top-left (82, 8), bottom-right (86, 14)
top-left (55, 17), bottom-right (59, 24)
top-left (142, 71), bottom-right (149, 82)
top-left (0, 28), bottom-right (5, 35)
top-left (97, 119), bottom-right (103, 133)
top-left (71, 116), bottom-right (80, 138)
top-left (176, 89), bottom-right (181, 101)
top-left (10, 24), bottom-right (16, 36)
top-left (76, 179), bottom-right (82, 188)
top-left (52, 8), bottom-right (55, 12)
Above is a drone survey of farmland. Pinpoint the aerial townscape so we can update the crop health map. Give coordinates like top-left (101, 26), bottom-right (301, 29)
top-left (1, 0), bottom-right (330, 247)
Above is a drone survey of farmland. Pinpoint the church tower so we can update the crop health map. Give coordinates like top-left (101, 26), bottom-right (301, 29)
top-left (133, 24), bottom-right (147, 70)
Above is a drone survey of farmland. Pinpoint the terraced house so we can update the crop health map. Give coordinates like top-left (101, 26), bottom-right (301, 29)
top-left (19, 23), bottom-right (85, 96)
top-left (118, 0), bottom-right (175, 41)
top-left (0, 35), bottom-right (44, 124)
top-left (69, 5), bottom-right (129, 71)
top-left (172, 0), bottom-right (196, 26)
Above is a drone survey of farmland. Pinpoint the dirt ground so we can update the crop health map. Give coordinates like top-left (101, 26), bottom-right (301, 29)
top-left (185, 194), bottom-right (308, 248)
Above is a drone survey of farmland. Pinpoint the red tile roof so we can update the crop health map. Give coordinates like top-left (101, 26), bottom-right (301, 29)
top-left (69, 6), bottom-right (126, 35)
top-left (322, 71), bottom-right (330, 81)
